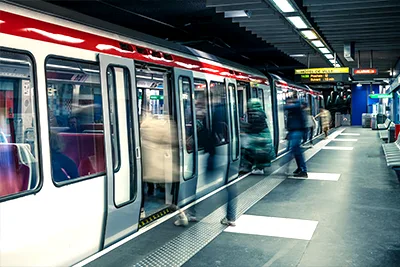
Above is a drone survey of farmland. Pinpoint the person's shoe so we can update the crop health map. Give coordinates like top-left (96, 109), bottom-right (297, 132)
top-left (293, 171), bottom-right (308, 178)
top-left (293, 168), bottom-right (301, 175)
top-left (220, 217), bottom-right (236, 227)
top-left (187, 215), bottom-right (198, 222)
top-left (140, 208), bottom-right (146, 219)
top-left (174, 213), bottom-right (189, 227)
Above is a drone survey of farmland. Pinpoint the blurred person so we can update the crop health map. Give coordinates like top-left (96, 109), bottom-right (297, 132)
top-left (302, 104), bottom-right (314, 147)
top-left (240, 98), bottom-right (275, 174)
top-left (285, 98), bottom-right (308, 178)
top-left (66, 116), bottom-right (79, 133)
top-left (0, 129), bottom-right (7, 143)
top-left (49, 131), bottom-right (79, 182)
top-left (220, 182), bottom-right (237, 227)
top-left (316, 108), bottom-right (331, 138)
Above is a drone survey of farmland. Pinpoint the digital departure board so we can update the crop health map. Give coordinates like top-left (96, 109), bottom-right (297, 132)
top-left (294, 67), bottom-right (349, 84)
top-left (295, 73), bottom-right (347, 83)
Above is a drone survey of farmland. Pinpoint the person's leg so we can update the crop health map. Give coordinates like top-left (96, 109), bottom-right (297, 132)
top-left (292, 131), bottom-right (307, 174)
top-left (309, 127), bottom-right (313, 145)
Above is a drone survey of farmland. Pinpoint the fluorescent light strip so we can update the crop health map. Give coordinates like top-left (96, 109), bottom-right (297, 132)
top-left (287, 16), bottom-right (308, 29)
top-left (301, 30), bottom-right (317, 40)
top-left (271, 0), bottom-right (295, 13)
top-left (319, 47), bottom-right (330, 54)
top-left (311, 40), bottom-right (324, 47)
top-left (324, 54), bottom-right (334, 59)
top-left (290, 54), bottom-right (306, 57)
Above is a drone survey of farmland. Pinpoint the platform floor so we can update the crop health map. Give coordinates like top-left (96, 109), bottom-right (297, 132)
top-left (81, 127), bottom-right (400, 267)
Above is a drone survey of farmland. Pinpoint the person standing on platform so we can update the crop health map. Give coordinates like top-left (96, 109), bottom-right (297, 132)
top-left (285, 98), bottom-right (308, 178)
top-left (316, 108), bottom-right (331, 139)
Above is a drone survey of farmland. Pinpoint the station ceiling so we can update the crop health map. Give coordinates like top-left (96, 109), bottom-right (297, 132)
top-left (41, 0), bottom-right (400, 81)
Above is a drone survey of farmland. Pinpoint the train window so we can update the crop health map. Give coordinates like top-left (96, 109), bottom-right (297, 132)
top-left (107, 66), bottom-right (136, 206)
top-left (258, 88), bottom-right (265, 110)
top-left (0, 50), bottom-right (40, 199)
top-left (228, 83), bottom-right (239, 160)
top-left (46, 57), bottom-right (105, 184)
top-left (179, 76), bottom-right (195, 179)
top-left (210, 81), bottom-right (229, 146)
top-left (194, 79), bottom-right (209, 151)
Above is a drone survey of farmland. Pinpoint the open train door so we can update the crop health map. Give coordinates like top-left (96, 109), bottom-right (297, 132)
top-left (173, 68), bottom-right (199, 207)
top-left (225, 78), bottom-right (240, 182)
top-left (98, 54), bottom-right (142, 247)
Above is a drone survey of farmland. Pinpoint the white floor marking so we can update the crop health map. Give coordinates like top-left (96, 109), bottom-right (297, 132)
top-left (331, 138), bottom-right (358, 142)
top-left (288, 172), bottom-right (341, 181)
top-left (322, 146), bottom-right (353, 151)
top-left (340, 133), bottom-right (360, 136)
top-left (224, 215), bottom-right (318, 241)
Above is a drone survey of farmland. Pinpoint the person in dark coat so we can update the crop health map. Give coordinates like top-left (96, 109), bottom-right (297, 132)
top-left (285, 98), bottom-right (308, 178)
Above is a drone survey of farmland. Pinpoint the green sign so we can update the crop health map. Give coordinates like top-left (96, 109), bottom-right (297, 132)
top-left (369, 94), bottom-right (392, 99)
top-left (149, 95), bottom-right (164, 100)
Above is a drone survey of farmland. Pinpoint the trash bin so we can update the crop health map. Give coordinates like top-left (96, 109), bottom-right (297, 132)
top-left (389, 123), bottom-right (396, 143)
top-left (341, 114), bottom-right (351, 126)
top-left (362, 113), bottom-right (372, 128)
top-left (371, 114), bottom-right (378, 130)
top-left (335, 112), bottom-right (341, 127)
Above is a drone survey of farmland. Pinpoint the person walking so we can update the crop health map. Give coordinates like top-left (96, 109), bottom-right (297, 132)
top-left (316, 108), bottom-right (331, 139)
top-left (285, 98), bottom-right (308, 178)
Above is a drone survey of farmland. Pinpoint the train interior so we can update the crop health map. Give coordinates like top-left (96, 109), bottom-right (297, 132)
top-left (0, 51), bottom-right (39, 197)
top-left (136, 63), bottom-right (177, 217)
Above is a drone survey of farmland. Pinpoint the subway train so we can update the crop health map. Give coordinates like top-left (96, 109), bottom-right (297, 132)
top-left (0, 1), bottom-right (324, 266)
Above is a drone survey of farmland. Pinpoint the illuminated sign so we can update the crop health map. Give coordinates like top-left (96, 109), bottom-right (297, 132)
top-left (149, 95), bottom-right (164, 100)
top-left (295, 67), bottom-right (349, 75)
top-left (353, 68), bottom-right (378, 75)
top-left (295, 73), bottom-right (347, 83)
top-left (369, 93), bottom-right (392, 99)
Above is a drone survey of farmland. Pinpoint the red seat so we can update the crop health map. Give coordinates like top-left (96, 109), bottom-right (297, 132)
top-left (0, 144), bottom-right (30, 197)
top-left (58, 133), bottom-right (105, 176)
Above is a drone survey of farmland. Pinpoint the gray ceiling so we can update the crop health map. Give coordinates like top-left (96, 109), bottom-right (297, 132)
top-left (304, 0), bottom-right (400, 78)
top-left (37, 0), bottom-right (400, 80)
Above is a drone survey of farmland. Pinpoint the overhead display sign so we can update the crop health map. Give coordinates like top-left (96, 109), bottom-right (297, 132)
top-left (369, 93), bottom-right (392, 99)
top-left (296, 73), bottom-right (347, 83)
top-left (353, 68), bottom-right (378, 75)
top-left (295, 67), bottom-right (350, 75)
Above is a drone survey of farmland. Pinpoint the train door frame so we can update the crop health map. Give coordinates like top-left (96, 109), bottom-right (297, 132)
top-left (226, 78), bottom-right (240, 182)
top-left (173, 68), bottom-right (198, 207)
top-left (98, 54), bottom-right (142, 247)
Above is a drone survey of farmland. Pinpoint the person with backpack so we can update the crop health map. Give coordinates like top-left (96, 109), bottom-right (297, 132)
top-left (240, 98), bottom-right (275, 174)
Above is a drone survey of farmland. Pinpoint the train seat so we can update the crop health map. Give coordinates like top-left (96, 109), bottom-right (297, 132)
top-left (0, 144), bottom-right (30, 197)
top-left (58, 133), bottom-right (105, 177)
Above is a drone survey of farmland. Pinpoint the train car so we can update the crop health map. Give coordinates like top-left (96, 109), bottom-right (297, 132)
top-left (0, 1), bottom-right (323, 266)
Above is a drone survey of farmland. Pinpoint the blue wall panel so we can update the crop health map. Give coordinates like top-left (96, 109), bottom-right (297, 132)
top-left (351, 85), bottom-right (367, 125)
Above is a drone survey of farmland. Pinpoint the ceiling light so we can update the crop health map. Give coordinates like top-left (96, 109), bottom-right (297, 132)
top-left (334, 63), bottom-right (341, 67)
top-left (301, 30), bottom-right (318, 40)
top-left (224, 10), bottom-right (252, 18)
top-left (271, 0), bottom-right (295, 13)
top-left (319, 47), bottom-right (330, 54)
top-left (357, 83), bottom-right (362, 87)
top-left (329, 59), bottom-right (336, 64)
top-left (287, 16), bottom-right (308, 29)
top-left (290, 54), bottom-right (306, 57)
top-left (311, 40), bottom-right (324, 47)
top-left (324, 54), bottom-right (334, 59)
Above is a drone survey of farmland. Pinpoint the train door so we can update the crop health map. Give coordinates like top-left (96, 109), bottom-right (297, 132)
top-left (99, 54), bottom-right (142, 246)
top-left (226, 79), bottom-right (240, 182)
top-left (173, 68), bottom-right (198, 206)
top-left (237, 82), bottom-right (248, 120)
top-left (136, 63), bottom-right (178, 219)
top-left (257, 84), bottom-right (274, 147)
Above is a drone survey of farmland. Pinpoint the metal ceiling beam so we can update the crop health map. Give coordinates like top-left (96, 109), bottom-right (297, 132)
top-left (307, 1), bottom-right (400, 12)
top-left (239, 21), bottom-right (285, 27)
top-left (215, 3), bottom-right (268, 13)
top-left (206, 0), bottom-right (262, 7)
top-left (246, 26), bottom-right (291, 31)
top-left (315, 15), bottom-right (400, 23)
top-left (232, 17), bottom-right (279, 23)
top-left (320, 27), bottom-right (399, 34)
top-left (318, 22), bottom-right (400, 28)
top-left (311, 8), bottom-right (400, 18)
top-left (304, 0), bottom-right (394, 6)
top-left (324, 32), bottom-right (400, 38)
top-left (326, 36), bottom-right (398, 42)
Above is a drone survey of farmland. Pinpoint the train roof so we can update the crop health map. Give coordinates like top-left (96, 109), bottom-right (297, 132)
top-left (4, 0), bottom-right (267, 79)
